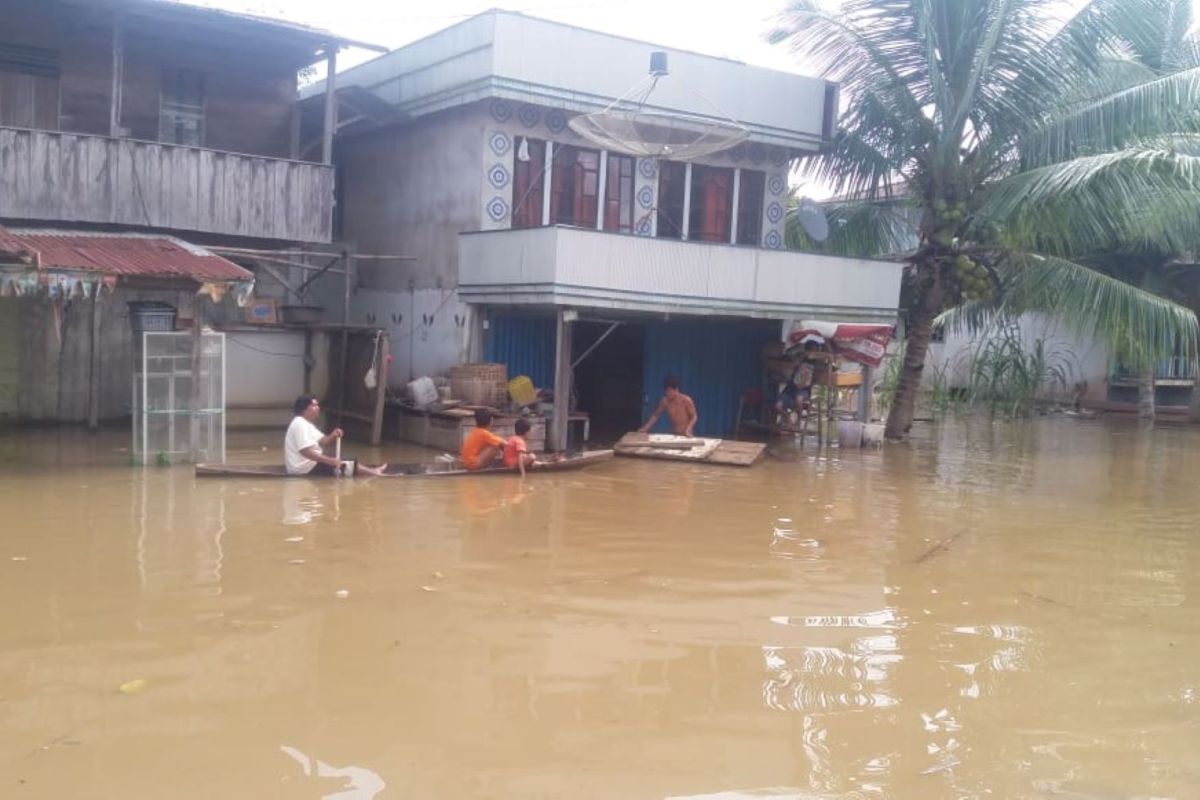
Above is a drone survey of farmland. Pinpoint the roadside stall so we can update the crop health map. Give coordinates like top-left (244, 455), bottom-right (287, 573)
top-left (738, 321), bottom-right (894, 445)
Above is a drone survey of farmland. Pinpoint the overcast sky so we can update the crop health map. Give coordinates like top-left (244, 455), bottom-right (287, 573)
top-left (187, 0), bottom-right (814, 74)
top-left (187, 0), bottom-right (1197, 197)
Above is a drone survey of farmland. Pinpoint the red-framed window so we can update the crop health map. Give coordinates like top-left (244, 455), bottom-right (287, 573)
top-left (603, 153), bottom-right (635, 233)
top-left (550, 144), bottom-right (600, 227)
top-left (688, 165), bottom-right (734, 243)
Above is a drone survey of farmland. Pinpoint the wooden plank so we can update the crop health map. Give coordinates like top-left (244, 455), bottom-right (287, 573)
top-left (0, 125), bottom-right (332, 242)
top-left (617, 433), bottom-right (705, 449)
top-left (706, 441), bottom-right (767, 467)
top-left (615, 432), bottom-right (765, 467)
top-left (615, 433), bottom-right (721, 461)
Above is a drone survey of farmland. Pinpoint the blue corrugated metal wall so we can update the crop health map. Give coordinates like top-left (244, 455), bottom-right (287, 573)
top-left (642, 319), bottom-right (778, 436)
top-left (485, 314), bottom-right (556, 389)
top-left (487, 313), bottom-right (777, 436)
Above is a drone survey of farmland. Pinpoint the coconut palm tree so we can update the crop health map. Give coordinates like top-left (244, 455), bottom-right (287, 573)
top-left (770, 0), bottom-right (1200, 439)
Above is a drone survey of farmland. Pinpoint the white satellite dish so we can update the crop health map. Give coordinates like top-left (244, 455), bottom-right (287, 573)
top-left (568, 52), bottom-right (750, 162)
top-left (796, 199), bottom-right (829, 242)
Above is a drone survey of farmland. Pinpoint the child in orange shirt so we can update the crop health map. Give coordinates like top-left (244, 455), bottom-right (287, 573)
top-left (503, 418), bottom-right (539, 476)
top-left (461, 409), bottom-right (505, 470)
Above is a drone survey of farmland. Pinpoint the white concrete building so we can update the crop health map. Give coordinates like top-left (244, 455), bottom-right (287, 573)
top-left (307, 10), bottom-right (903, 442)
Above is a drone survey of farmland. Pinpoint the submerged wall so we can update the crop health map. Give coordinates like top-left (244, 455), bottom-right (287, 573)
top-left (0, 291), bottom-right (332, 427)
top-left (0, 288), bottom-right (188, 424)
top-left (924, 314), bottom-right (1110, 405)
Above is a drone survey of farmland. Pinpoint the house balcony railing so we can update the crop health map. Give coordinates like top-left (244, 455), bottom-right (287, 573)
top-left (0, 126), bottom-right (333, 244)
top-left (458, 225), bottom-right (902, 322)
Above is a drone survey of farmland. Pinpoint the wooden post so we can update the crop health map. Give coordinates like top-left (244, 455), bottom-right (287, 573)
top-left (826, 356), bottom-right (836, 447)
top-left (335, 250), bottom-right (352, 429)
top-left (551, 308), bottom-right (573, 452)
top-left (109, 12), bottom-right (124, 138)
top-left (321, 47), bottom-right (338, 165)
top-left (189, 300), bottom-right (204, 462)
top-left (370, 332), bottom-right (389, 446)
top-left (303, 327), bottom-right (313, 393)
top-left (87, 289), bottom-right (102, 430)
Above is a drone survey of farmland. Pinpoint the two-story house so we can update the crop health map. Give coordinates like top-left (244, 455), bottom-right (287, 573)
top-left (0, 0), bottom-right (379, 426)
top-left (310, 10), bottom-right (902, 443)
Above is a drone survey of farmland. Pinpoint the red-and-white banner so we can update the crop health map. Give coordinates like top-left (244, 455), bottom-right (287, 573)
top-left (786, 320), bottom-right (895, 367)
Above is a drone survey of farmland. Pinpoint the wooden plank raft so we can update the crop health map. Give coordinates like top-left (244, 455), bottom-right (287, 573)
top-left (615, 433), bottom-right (766, 467)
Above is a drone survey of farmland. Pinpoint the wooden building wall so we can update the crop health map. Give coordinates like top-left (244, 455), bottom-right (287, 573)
top-left (0, 127), bottom-right (334, 242)
top-left (0, 0), bottom-right (302, 161)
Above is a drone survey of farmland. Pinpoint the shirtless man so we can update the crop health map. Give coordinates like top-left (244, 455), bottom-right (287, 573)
top-left (639, 375), bottom-right (698, 436)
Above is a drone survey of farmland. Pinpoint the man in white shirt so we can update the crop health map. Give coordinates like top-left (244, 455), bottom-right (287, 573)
top-left (285, 395), bottom-right (387, 477)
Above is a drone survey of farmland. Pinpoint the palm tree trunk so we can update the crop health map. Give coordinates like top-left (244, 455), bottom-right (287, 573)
top-left (885, 279), bottom-right (941, 440)
top-left (1137, 366), bottom-right (1155, 421)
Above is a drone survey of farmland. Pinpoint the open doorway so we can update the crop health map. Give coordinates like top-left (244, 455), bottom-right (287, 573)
top-left (572, 321), bottom-right (644, 443)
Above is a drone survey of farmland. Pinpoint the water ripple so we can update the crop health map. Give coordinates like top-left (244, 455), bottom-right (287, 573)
top-left (761, 644), bottom-right (899, 712)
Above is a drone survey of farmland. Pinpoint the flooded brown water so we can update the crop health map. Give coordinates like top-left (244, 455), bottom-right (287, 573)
top-left (2, 418), bottom-right (1199, 799)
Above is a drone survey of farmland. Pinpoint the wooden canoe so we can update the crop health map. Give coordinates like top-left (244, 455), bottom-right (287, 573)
top-left (195, 449), bottom-right (614, 478)
top-left (615, 433), bottom-right (766, 467)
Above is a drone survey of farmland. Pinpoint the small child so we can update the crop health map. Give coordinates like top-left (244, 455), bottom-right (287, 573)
top-left (503, 418), bottom-right (539, 476)
top-left (461, 408), bottom-right (506, 470)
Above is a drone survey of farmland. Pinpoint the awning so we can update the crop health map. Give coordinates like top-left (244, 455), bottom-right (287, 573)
top-left (787, 320), bottom-right (895, 367)
top-left (0, 227), bottom-right (253, 283)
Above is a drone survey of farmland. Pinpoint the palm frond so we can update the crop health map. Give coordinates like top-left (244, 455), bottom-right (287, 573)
top-left (826, 201), bottom-right (920, 257)
top-left (984, 0), bottom-right (1173, 149)
top-left (976, 144), bottom-right (1200, 254)
top-left (1000, 252), bottom-right (1197, 367)
top-left (785, 197), bottom-right (918, 258)
top-left (767, 1), bottom-right (934, 136)
top-left (1020, 66), bottom-right (1200, 168)
top-left (936, 297), bottom-right (999, 337)
top-left (794, 128), bottom-right (907, 202)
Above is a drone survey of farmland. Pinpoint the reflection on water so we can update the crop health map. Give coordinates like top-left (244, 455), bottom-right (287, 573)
top-left (2, 418), bottom-right (1200, 797)
top-left (280, 746), bottom-right (386, 799)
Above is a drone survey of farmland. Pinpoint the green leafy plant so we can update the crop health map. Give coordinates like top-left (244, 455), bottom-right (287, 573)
top-left (962, 323), bottom-right (1075, 417)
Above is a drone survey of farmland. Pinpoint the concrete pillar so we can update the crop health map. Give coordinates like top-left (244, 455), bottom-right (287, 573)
top-left (858, 365), bottom-right (873, 421)
top-left (596, 151), bottom-right (608, 230)
top-left (551, 308), bottom-right (573, 452)
top-left (729, 168), bottom-right (741, 244)
top-left (542, 142), bottom-right (554, 225)
top-left (681, 162), bottom-right (693, 240)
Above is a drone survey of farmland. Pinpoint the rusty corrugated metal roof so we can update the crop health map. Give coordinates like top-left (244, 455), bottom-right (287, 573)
top-left (0, 226), bottom-right (35, 263)
top-left (0, 227), bottom-right (252, 282)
